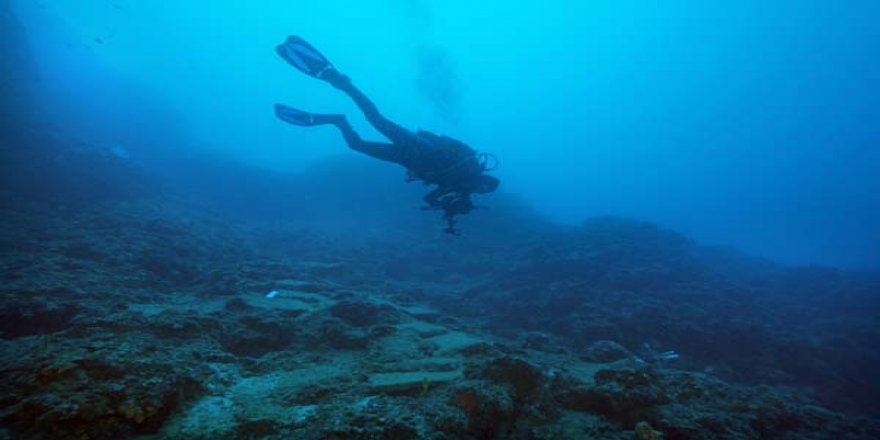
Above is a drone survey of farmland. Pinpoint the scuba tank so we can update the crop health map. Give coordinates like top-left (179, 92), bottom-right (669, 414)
top-left (412, 130), bottom-right (496, 184)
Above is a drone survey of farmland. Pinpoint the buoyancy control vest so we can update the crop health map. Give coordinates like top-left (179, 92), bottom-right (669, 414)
top-left (408, 130), bottom-right (483, 187)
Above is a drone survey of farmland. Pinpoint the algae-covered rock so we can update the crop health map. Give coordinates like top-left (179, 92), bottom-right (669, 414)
top-left (582, 340), bottom-right (632, 363)
top-left (4, 358), bottom-right (203, 439)
top-left (0, 301), bottom-right (79, 339)
top-left (329, 300), bottom-right (400, 327)
top-left (162, 396), bottom-right (238, 439)
top-left (483, 357), bottom-right (546, 400)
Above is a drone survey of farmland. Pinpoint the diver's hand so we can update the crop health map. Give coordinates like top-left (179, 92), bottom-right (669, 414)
top-left (443, 195), bottom-right (474, 216)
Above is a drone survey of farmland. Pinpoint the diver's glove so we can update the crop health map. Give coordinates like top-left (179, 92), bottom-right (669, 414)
top-left (440, 195), bottom-right (474, 235)
top-left (421, 194), bottom-right (474, 234)
top-left (440, 195), bottom-right (474, 216)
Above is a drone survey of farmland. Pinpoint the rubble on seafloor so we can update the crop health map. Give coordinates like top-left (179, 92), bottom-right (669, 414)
top-left (0, 201), bottom-right (878, 440)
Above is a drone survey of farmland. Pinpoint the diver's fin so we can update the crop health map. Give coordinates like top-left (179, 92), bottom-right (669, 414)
top-left (275, 104), bottom-right (316, 126)
top-left (274, 104), bottom-right (344, 127)
top-left (276, 36), bottom-right (336, 79)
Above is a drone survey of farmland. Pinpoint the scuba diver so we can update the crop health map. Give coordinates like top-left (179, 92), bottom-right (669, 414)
top-left (273, 36), bottom-right (499, 234)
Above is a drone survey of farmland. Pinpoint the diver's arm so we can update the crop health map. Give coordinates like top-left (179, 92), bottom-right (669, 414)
top-left (423, 186), bottom-right (451, 207)
top-left (424, 189), bottom-right (474, 214)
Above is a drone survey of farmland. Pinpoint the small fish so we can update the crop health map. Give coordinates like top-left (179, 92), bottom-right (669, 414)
top-left (659, 350), bottom-right (679, 361)
top-left (95, 37), bottom-right (104, 44)
top-left (265, 290), bottom-right (279, 299)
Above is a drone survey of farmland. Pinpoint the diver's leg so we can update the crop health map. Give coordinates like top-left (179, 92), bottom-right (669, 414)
top-left (423, 187), bottom-right (448, 207)
top-left (333, 118), bottom-right (403, 164)
top-left (325, 74), bottom-right (418, 146)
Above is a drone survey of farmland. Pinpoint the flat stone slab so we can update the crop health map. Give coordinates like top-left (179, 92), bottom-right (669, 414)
top-left (245, 290), bottom-right (335, 312)
top-left (397, 304), bottom-right (444, 321)
top-left (273, 279), bottom-right (336, 293)
top-left (367, 371), bottom-right (461, 396)
top-left (428, 331), bottom-right (489, 356)
top-left (165, 396), bottom-right (237, 437)
top-left (563, 362), bottom-right (607, 386)
top-left (398, 321), bottom-right (448, 338)
top-left (386, 357), bottom-right (462, 373)
top-left (294, 262), bottom-right (349, 276)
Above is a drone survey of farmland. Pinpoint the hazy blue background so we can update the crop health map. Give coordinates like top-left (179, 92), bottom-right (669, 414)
top-left (11, 0), bottom-right (880, 269)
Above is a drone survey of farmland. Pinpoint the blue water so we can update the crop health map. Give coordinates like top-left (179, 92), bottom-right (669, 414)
top-left (4, 2), bottom-right (880, 438)
top-left (11, 0), bottom-right (880, 268)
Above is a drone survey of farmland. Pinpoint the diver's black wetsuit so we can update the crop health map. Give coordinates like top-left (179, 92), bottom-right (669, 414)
top-left (325, 75), bottom-right (493, 222)
top-left (330, 78), bottom-right (419, 166)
